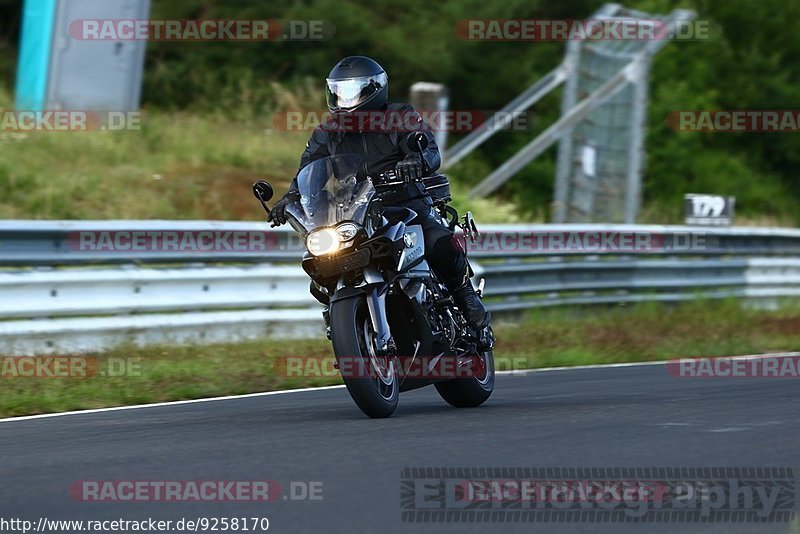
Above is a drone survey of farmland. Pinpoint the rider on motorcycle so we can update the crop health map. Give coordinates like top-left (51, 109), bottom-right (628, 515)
top-left (269, 56), bottom-right (490, 329)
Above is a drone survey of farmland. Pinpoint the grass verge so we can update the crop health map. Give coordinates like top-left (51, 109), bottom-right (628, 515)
top-left (0, 82), bottom-right (522, 223)
top-left (2, 298), bottom-right (799, 418)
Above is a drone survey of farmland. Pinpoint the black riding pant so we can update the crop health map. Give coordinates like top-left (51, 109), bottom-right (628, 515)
top-left (414, 207), bottom-right (470, 290)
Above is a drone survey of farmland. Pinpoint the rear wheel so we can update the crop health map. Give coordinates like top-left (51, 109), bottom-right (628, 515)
top-left (435, 350), bottom-right (494, 408)
top-left (330, 296), bottom-right (398, 418)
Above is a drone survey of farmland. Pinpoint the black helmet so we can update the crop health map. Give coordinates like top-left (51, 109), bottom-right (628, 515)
top-left (326, 56), bottom-right (388, 113)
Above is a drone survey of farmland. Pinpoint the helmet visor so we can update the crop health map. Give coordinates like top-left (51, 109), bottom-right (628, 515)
top-left (326, 72), bottom-right (388, 112)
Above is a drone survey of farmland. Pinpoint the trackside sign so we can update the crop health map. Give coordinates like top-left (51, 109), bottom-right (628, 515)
top-left (684, 194), bottom-right (735, 226)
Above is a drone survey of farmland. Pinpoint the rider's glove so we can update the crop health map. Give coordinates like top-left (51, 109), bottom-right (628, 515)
top-left (395, 153), bottom-right (424, 182)
top-left (269, 191), bottom-right (300, 226)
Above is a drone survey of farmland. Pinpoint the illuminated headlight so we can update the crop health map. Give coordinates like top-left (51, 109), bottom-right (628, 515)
top-left (306, 224), bottom-right (361, 257)
top-left (336, 223), bottom-right (359, 241)
top-left (306, 228), bottom-right (341, 257)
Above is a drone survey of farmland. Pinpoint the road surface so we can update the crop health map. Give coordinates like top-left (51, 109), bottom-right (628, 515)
top-left (1, 362), bottom-right (798, 533)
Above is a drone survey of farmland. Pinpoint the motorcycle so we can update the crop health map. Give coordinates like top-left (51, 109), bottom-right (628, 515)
top-left (252, 135), bottom-right (494, 418)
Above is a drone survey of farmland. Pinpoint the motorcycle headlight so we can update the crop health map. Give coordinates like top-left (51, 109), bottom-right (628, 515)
top-left (306, 228), bottom-right (341, 257)
top-left (336, 223), bottom-right (359, 241)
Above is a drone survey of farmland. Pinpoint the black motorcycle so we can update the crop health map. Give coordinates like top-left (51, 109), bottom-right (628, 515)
top-left (253, 139), bottom-right (494, 418)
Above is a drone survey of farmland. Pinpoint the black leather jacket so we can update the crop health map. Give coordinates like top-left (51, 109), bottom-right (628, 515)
top-left (288, 102), bottom-right (440, 207)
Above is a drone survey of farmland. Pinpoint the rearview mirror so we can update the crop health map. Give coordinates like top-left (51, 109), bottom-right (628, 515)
top-left (252, 181), bottom-right (274, 202)
top-left (407, 132), bottom-right (429, 153)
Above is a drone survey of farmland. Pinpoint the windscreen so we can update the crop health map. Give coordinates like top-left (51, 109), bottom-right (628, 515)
top-left (285, 154), bottom-right (375, 233)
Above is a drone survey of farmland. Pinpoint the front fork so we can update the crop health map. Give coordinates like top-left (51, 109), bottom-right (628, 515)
top-left (320, 281), bottom-right (395, 356)
top-left (365, 283), bottom-right (395, 355)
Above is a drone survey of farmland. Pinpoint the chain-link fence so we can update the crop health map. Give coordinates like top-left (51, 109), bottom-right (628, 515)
top-left (554, 5), bottom-right (665, 223)
top-left (447, 4), bottom-right (694, 224)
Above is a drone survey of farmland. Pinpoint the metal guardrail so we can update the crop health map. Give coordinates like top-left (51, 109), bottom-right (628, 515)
top-left (0, 220), bottom-right (302, 265)
top-left (1, 221), bottom-right (800, 355)
top-left (5, 220), bottom-right (800, 264)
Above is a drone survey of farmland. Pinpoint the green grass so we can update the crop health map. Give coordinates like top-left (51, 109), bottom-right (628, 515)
top-left (2, 299), bottom-right (798, 418)
top-left (0, 74), bottom-right (791, 226)
top-left (498, 298), bottom-right (800, 369)
top-left (0, 82), bottom-right (522, 223)
top-left (0, 102), bottom-right (303, 220)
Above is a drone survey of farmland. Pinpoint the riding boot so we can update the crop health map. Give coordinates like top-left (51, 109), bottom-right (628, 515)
top-left (450, 273), bottom-right (491, 329)
top-left (427, 235), bottom-right (491, 329)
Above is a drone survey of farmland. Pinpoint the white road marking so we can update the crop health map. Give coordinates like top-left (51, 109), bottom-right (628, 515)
top-left (0, 384), bottom-right (347, 424)
top-left (498, 360), bottom-right (667, 375)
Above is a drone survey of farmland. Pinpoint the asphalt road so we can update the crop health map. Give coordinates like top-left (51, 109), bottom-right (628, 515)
top-left (1, 362), bottom-right (799, 534)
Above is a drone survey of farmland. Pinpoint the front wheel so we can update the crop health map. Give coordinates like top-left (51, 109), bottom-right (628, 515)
top-left (330, 296), bottom-right (398, 418)
top-left (435, 350), bottom-right (494, 408)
